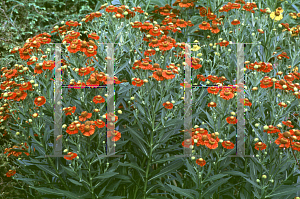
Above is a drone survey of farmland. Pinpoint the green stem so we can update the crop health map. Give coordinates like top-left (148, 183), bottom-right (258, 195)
top-left (133, 155), bottom-right (147, 199)
top-left (47, 157), bottom-right (70, 191)
top-left (143, 130), bottom-right (154, 199)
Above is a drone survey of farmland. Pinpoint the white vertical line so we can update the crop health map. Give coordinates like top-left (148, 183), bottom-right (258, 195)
top-left (184, 43), bottom-right (192, 156)
top-left (53, 44), bottom-right (63, 156)
top-left (107, 43), bottom-right (115, 156)
top-left (236, 43), bottom-right (246, 157)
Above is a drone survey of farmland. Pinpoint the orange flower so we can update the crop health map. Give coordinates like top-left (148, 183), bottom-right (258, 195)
top-left (217, 40), bottom-right (229, 47)
top-left (292, 142), bottom-right (300, 151)
top-left (19, 48), bottom-right (32, 60)
top-left (105, 5), bottom-right (117, 13)
top-left (196, 158), bottom-right (206, 167)
top-left (257, 29), bottom-right (264, 34)
top-left (63, 106), bottom-right (76, 116)
top-left (260, 76), bottom-right (273, 88)
top-left (42, 60), bottom-right (55, 71)
top-left (84, 48), bottom-right (97, 57)
top-left (163, 101), bottom-right (174, 109)
top-left (67, 43), bottom-right (81, 53)
top-left (159, 41), bottom-right (173, 51)
top-left (149, 28), bottom-right (162, 37)
top-left (34, 96), bottom-right (46, 106)
top-left (182, 138), bottom-right (194, 148)
top-left (152, 70), bottom-right (165, 81)
top-left (144, 49), bottom-right (156, 56)
top-left (162, 70), bottom-right (175, 79)
top-left (176, 19), bottom-right (188, 28)
top-left (231, 19), bottom-right (240, 25)
top-left (6, 169), bottom-right (16, 177)
top-left (207, 87), bottom-right (221, 95)
top-left (210, 23), bottom-right (220, 34)
top-left (132, 78), bottom-right (144, 87)
top-left (139, 61), bottom-right (153, 70)
top-left (79, 123), bottom-right (95, 136)
top-left (13, 89), bottom-right (27, 101)
top-left (226, 116), bottom-right (238, 124)
top-left (199, 6), bottom-right (211, 17)
top-left (140, 21), bottom-right (153, 30)
top-left (222, 140), bottom-right (235, 149)
top-left (95, 119), bottom-right (105, 128)
top-left (79, 111), bottom-right (92, 122)
top-left (207, 12), bottom-right (216, 20)
top-left (64, 152), bottom-right (77, 160)
top-left (107, 130), bottom-right (121, 141)
top-left (254, 142), bottom-right (266, 150)
top-left (105, 112), bottom-right (119, 122)
top-left (198, 21), bottom-right (211, 30)
top-left (86, 77), bottom-right (100, 87)
top-left (274, 134), bottom-right (291, 149)
top-left (19, 82), bottom-right (33, 91)
top-left (92, 95), bottom-right (105, 104)
top-left (282, 120), bottom-right (294, 128)
top-left (208, 102), bottom-right (217, 107)
top-left (34, 63), bottom-right (43, 74)
top-left (66, 20), bottom-right (79, 27)
top-left (239, 98), bottom-right (252, 107)
top-left (204, 138), bottom-right (218, 149)
top-left (179, 0), bottom-right (194, 8)
top-left (66, 124), bottom-right (79, 135)
top-left (88, 32), bottom-right (99, 40)
top-left (263, 125), bottom-right (280, 134)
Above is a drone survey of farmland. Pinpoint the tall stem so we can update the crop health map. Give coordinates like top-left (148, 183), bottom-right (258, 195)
top-left (143, 129), bottom-right (154, 199)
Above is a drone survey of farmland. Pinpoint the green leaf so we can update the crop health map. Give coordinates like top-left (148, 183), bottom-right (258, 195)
top-left (127, 126), bottom-right (148, 145)
top-left (202, 177), bottom-right (232, 197)
top-left (135, 102), bottom-right (146, 117)
top-left (35, 164), bottom-right (58, 178)
top-left (93, 171), bottom-right (119, 180)
top-left (61, 165), bottom-right (79, 179)
top-left (148, 0), bottom-right (166, 7)
top-left (267, 185), bottom-right (300, 198)
top-left (67, 178), bottom-right (83, 186)
top-left (242, 177), bottom-right (261, 189)
top-left (222, 170), bottom-right (247, 178)
top-left (29, 187), bottom-right (79, 199)
top-left (152, 155), bottom-right (181, 164)
top-left (148, 159), bottom-right (184, 181)
top-left (166, 184), bottom-right (197, 199)
top-left (119, 162), bottom-right (145, 174)
top-left (203, 173), bottom-right (229, 183)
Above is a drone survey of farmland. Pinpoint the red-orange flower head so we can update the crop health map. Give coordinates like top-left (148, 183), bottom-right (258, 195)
top-left (34, 96), bottom-right (46, 106)
top-left (163, 101), bottom-right (174, 109)
top-left (132, 78), bottom-right (144, 87)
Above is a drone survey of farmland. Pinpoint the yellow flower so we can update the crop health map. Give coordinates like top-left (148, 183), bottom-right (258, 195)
top-left (270, 11), bottom-right (283, 22)
top-left (276, 7), bottom-right (284, 14)
top-left (289, 13), bottom-right (297, 19)
top-left (191, 45), bottom-right (201, 51)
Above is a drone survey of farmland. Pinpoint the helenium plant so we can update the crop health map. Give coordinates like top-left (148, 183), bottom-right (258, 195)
top-left (1, 0), bottom-right (300, 198)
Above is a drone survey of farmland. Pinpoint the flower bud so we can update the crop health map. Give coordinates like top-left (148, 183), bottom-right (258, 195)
top-left (263, 125), bottom-right (269, 130)
top-left (262, 175), bottom-right (267, 179)
top-left (118, 110), bottom-right (122, 114)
